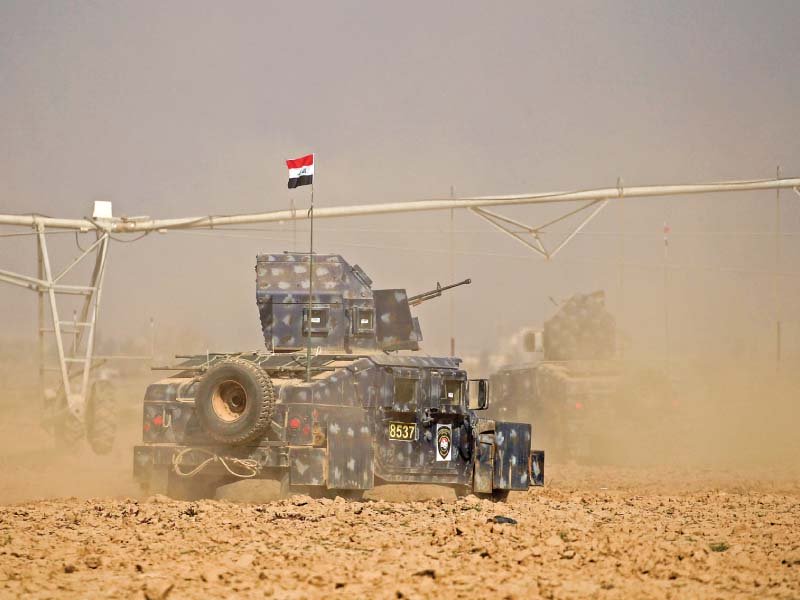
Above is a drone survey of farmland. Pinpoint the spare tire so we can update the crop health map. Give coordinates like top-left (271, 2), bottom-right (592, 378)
top-left (195, 358), bottom-right (275, 445)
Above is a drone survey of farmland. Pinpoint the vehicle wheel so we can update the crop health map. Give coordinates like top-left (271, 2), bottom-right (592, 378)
top-left (168, 474), bottom-right (218, 501)
top-left (141, 467), bottom-right (217, 500)
top-left (278, 471), bottom-right (292, 498)
top-left (86, 380), bottom-right (116, 455)
top-left (54, 401), bottom-right (84, 451)
top-left (325, 489), bottom-right (365, 501)
top-left (194, 358), bottom-right (275, 445)
top-left (215, 471), bottom-right (289, 502)
top-left (476, 489), bottom-right (510, 502)
top-left (492, 489), bottom-right (511, 502)
top-left (451, 485), bottom-right (472, 498)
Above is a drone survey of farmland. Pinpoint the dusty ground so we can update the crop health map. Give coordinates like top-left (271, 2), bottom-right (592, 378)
top-left (0, 364), bottom-right (799, 599)
top-left (1, 465), bottom-right (799, 600)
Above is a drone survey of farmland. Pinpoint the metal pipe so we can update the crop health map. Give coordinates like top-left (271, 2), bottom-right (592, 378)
top-left (0, 273), bottom-right (40, 290)
top-left (471, 206), bottom-right (537, 233)
top-left (470, 208), bottom-right (549, 258)
top-left (37, 225), bottom-right (72, 402)
top-left (548, 200), bottom-right (610, 259)
top-left (52, 234), bottom-right (107, 283)
top-left (449, 188), bottom-right (454, 357)
top-left (37, 238), bottom-right (45, 415)
top-left (775, 166), bottom-right (782, 371)
top-left (2, 177), bottom-right (799, 233)
top-left (0, 268), bottom-right (47, 288)
top-left (51, 288), bottom-right (94, 296)
top-left (79, 235), bottom-right (109, 406)
top-left (72, 233), bottom-right (108, 354)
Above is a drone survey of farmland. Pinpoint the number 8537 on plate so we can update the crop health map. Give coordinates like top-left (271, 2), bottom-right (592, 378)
top-left (388, 421), bottom-right (417, 441)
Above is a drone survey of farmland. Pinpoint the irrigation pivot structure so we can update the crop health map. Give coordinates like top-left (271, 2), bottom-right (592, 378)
top-left (0, 176), bottom-right (798, 451)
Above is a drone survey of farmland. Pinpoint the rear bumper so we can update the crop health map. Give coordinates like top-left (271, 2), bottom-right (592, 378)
top-left (133, 443), bottom-right (290, 482)
top-left (133, 443), bottom-right (546, 490)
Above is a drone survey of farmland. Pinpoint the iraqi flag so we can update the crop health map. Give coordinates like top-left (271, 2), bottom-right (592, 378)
top-left (286, 153), bottom-right (314, 189)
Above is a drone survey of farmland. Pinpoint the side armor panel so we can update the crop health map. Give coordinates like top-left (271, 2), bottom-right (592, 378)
top-left (327, 408), bottom-right (374, 490)
top-left (493, 422), bottom-right (532, 491)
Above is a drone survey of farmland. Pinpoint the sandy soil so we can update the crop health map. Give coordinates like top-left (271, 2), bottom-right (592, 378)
top-left (0, 366), bottom-right (798, 599)
top-left (1, 465), bottom-right (799, 600)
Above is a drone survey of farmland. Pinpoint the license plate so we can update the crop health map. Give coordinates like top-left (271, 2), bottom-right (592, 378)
top-left (388, 421), bottom-right (417, 441)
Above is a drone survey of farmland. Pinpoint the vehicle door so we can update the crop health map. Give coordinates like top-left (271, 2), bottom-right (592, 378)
top-left (374, 367), bottom-right (425, 476)
top-left (422, 370), bottom-right (471, 478)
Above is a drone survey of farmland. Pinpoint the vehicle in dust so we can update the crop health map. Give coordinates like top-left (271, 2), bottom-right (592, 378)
top-left (489, 291), bottom-right (674, 463)
top-left (133, 253), bottom-right (545, 499)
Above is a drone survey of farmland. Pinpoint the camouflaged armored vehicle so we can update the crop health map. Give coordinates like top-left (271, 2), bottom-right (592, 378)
top-left (134, 253), bottom-right (544, 500)
top-left (490, 292), bottom-right (674, 463)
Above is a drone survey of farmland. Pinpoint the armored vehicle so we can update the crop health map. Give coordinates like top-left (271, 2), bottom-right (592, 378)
top-left (134, 253), bottom-right (544, 499)
top-left (490, 292), bottom-right (673, 463)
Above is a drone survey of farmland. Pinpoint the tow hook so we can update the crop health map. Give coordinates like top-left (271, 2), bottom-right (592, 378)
top-left (421, 407), bottom-right (439, 427)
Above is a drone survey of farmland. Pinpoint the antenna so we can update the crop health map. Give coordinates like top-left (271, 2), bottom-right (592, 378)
top-left (306, 182), bottom-right (314, 383)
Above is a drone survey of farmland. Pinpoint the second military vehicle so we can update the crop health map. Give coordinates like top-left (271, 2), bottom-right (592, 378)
top-left (134, 253), bottom-right (544, 499)
top-left (490, 291), bottom-right (673, 463)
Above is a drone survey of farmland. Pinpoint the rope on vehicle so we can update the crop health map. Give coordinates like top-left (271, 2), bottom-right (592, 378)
top-left (172, 447), bottom-right (259, 479)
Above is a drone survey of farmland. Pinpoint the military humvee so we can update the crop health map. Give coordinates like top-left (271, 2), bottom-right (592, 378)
top-left (133, 253), bottom-right (544, 499)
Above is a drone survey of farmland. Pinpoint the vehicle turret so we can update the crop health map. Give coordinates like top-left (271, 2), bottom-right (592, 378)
top-left (255, 253), bottom-right (469, 353)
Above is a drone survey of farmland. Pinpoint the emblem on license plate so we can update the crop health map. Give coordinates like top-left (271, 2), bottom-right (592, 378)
top-left (388, 421), bottom-right (417, 441)
top-left (436, 424), bottom-right (452, 461)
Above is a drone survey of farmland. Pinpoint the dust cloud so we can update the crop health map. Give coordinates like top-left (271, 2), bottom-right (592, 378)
top-left (1, 2), bottom-right (800, 598)
top-left (481, 348), bottom-right (800, 471)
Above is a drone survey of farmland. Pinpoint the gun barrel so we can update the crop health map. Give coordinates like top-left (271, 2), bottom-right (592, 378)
top-left (408, 278), bottom-right (471, 306)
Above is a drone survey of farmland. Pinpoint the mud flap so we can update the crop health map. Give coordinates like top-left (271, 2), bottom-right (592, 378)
top-left (529, 449), bottom-right (545, 486)
top-left (289, 447), bottom-right (326, 486)
top-left (327, 408), bottom-right (374, 490)
top-left (493, 422), bottom-right (532, 491)
top-left (472, 419), bottom-right (495, 494)
top-left (146, 465), bottom-right (170, 496)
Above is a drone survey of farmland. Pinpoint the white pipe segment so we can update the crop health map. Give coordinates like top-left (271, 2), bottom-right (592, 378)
top-left (1, 177), bottom-right (798, 233)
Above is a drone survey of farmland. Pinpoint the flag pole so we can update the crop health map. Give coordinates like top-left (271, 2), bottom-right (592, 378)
top-left (306, 158), bottom-right (314, 383)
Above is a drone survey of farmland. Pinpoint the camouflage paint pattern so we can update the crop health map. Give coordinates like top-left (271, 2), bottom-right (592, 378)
top-left (289, 447), bottom-right (326, 486)
top-left (256, 254), bottom-right (421, 353)
top-left (134, 253), bottom-right (544, 494)
top-left (493, 421), bottom-right (533, 490)
top-left (327, 408), bottom-right (374, 490)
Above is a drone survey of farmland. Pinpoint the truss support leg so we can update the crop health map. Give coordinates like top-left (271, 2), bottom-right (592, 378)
top-left (469, 207), bottom-right (550, 258)
top-left (37, 238), bottom-right (45, 411)
top-left (78, 235), bottom-right (109, 414)
top-left (548, 199), bottom-right (610, 259)
top-left (35, 223), bottom-right (110, 422)
top-left (37, 224), bottom-right (73, 412)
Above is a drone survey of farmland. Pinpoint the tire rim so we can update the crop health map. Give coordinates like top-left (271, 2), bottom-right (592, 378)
top-left (211, 380), bottom-right (248, 423)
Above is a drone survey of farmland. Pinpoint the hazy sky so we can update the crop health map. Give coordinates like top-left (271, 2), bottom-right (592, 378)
top-left (1, 1), bottom-right (799, 363)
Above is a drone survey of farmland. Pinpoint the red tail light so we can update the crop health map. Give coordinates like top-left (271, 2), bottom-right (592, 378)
top-left (288, 417), bottom-right (301, 429)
